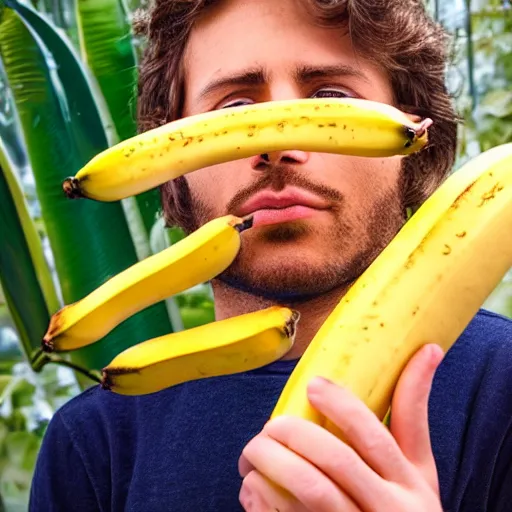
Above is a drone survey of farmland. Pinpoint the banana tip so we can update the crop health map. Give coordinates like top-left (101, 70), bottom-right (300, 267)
top-left (62, 177), bottom-right (84, 199)
top-left (285, 309), bottom-right (301, 341)
top-left (100, 370), bottom-right (113, 391)
top-left (404, 118), bottom-right (433, 148)
top-left (41, 337), bottom-right (54, 353)
top-left (235, 215), bottom-right (254, 233)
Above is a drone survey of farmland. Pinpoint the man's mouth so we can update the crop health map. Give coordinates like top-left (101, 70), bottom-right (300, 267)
top-left (235, 187), bottom-right (330, 228)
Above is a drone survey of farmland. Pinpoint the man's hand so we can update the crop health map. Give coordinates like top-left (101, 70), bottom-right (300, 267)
top-left (238, 343), bottom-right (445, 511)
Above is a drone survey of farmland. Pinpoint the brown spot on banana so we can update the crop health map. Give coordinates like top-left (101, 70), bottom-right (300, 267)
top-left (479, 182), bottom-right (502, 206)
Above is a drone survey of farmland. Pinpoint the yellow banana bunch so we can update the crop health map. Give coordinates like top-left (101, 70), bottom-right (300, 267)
top-left (101, 306), bottom-right (299, 395)
top-left (271, 143), bottom-right (512, 434)
top-left (42, 214), bottom-right (252, 353)
top-left (62, 98), bottom-right (431, 202)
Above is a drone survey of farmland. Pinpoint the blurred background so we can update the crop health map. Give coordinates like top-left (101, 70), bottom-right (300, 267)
top-left (0, 0), bottom-right (510, 509)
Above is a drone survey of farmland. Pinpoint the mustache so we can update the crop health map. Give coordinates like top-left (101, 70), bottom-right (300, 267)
top-left (225, 165), bottom-right (344, 214)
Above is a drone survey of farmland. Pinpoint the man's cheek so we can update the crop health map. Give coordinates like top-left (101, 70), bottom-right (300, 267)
top-left (191, 175), bottom-right (238, 211)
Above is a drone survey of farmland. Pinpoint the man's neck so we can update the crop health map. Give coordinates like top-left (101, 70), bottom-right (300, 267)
top-left (211, 281), bottom-right (350, 359)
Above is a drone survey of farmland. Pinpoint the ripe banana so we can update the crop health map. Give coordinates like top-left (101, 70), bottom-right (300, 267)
top-left (42, 214), bottom-right (253, 353)
top-left (101, 306), bottom-right (300, 396)
top-left (271, 143), bottom-right (512, 435)
top-left (62, 98), bottom-right (431, 202)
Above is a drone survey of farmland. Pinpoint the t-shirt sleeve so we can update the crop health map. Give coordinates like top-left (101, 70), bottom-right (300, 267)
top-left (29, 412), bottom-right (100, 512)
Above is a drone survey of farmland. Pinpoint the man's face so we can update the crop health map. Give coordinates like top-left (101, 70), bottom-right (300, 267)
top-left (181, 0), bottom-right (406, 302)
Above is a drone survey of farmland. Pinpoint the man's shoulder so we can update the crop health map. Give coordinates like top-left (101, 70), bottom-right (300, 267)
top-left (431, 307), bottom-right (512, 417)
top-left (464, 307), bottom-right (512, 334)
top-left (437, 307), bottom-right (512, 382)
top-left (51, 375), bottom-right (183, 437)
top-left (455, 307), bottom-right (512, 358)
top-left (47, 383), bottom-right (124, 442)
top-left (430, 309), bottom-right (512, 510)
top-left (55, 381), bottom-right (128, 420)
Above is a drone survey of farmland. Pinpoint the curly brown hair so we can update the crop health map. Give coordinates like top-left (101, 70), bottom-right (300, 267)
top-left (134, 0), bottom-right (459, 233)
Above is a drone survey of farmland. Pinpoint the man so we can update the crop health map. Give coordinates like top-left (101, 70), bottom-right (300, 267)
top-left (30, 0), bottom-right (512, 511)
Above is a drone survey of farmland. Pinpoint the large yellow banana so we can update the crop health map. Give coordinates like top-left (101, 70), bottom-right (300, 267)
top-left (271, 143), bottom-right (512, 434)
top-left (42, 214), bottom-right (253, 353)
top-left (101, 306), bottom-right (300, 396)
top-left (62, 98), bottom-right (431, 202)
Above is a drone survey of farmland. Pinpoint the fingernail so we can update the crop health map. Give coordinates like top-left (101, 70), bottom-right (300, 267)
top-left (308, 376), bottom-right (330, 394)
top-left (427, 344), bottom-right (445, 363)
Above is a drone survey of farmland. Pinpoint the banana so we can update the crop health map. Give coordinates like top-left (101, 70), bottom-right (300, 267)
top-left (62, 98), bottom-right (431, 202)
top-left (271, 143), bottom-right (512, 435)
top-left (101, 306), bottom-right (300, 396)
top-left (42, 214), bottom-right (253, 353)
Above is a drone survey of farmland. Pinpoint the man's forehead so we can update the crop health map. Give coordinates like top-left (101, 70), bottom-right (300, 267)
top-left (180, 0), bottom-right (393, 110)
top-left (181, 0), bottom-right (354, 80)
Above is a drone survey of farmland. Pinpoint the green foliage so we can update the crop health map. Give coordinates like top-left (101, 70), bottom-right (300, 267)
top-left (474, 90), bottom-right (512, 151)
top-left (0, 363), bottom-right (80, 510)
top-left (0, 2), bottom-right (174, 372)
top-left (0, 141), bottom-right (53, 363)
top-left (75, 0), bottom-right (163, 235)
top-left (175, 291), bottom-right (216, 330)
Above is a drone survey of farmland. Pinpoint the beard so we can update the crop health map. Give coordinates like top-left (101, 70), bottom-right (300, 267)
top-left (180, 167), bottom-right (406, 305)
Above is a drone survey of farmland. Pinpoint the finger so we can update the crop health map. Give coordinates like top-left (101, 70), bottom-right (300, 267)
top-left (264, 415), bottom-right (390, 511)
top-left (240, 470), bottom-right (308, 512)
top-left (307, 376), bottom-right (413, 485)
top-left (390, 343), bottom-right (444, 487)
top-left (241, 433), bottom-right (359, 512)
top-left (238, 452), bottom-right (255, 478)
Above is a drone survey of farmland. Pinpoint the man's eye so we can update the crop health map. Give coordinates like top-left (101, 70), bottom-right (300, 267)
top-left (220, 99), bottom-right (253, 109)
top-left (312, 88), bottom-right (355, 99)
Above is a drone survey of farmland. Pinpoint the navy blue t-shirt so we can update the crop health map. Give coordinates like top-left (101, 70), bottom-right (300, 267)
top-left (29, 309), bottom-right (512, 511)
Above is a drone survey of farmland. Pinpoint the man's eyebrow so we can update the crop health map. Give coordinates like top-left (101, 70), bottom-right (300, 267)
top-left (196, 64), bottom-right (369, 102)
top-left (197, 68), bottom-right (268, 101)
top-left (294, 64), bottom-right (370, 84)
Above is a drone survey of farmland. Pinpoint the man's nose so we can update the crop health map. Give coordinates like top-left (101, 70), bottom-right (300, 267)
top-left (250, 150), bottom-right (309, 169)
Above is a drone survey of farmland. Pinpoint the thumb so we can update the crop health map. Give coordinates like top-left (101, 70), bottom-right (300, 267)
top-left (390, 344), bottom-right (444, 484)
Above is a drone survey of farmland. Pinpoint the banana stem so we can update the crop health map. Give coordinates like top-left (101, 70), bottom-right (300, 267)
top-left (47, 357), bottom-right (102, 384)
top-left (30, 347), bottom-right (49, 372)
top-left (30, 347), bottom-right (101, 384)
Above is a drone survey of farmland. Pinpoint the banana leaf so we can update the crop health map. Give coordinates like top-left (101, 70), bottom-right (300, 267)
top-left (0, 139), bottom-right (52, 365)
top-left (4, 0), bottom-right (152, 261)
top-left (0, 127), bottom-right (100, 382)
top-left (0, 5), bottom-right (174, 370)
top-left (0, 60), bottom-right (59, 320)
top-left (4, 0), bottom-right (113, 154)
top-left (75, 0), bottom-right (162, 234)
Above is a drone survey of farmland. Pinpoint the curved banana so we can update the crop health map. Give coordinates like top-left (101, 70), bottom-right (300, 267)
top-left (42, 214), bottom-right (253, 353)
top-left (101, 306), bottom-right (300, 396)
top-left (62, 98), bottom-right (431, 202)
top-left (271, 143), bottom-right (512, 436)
